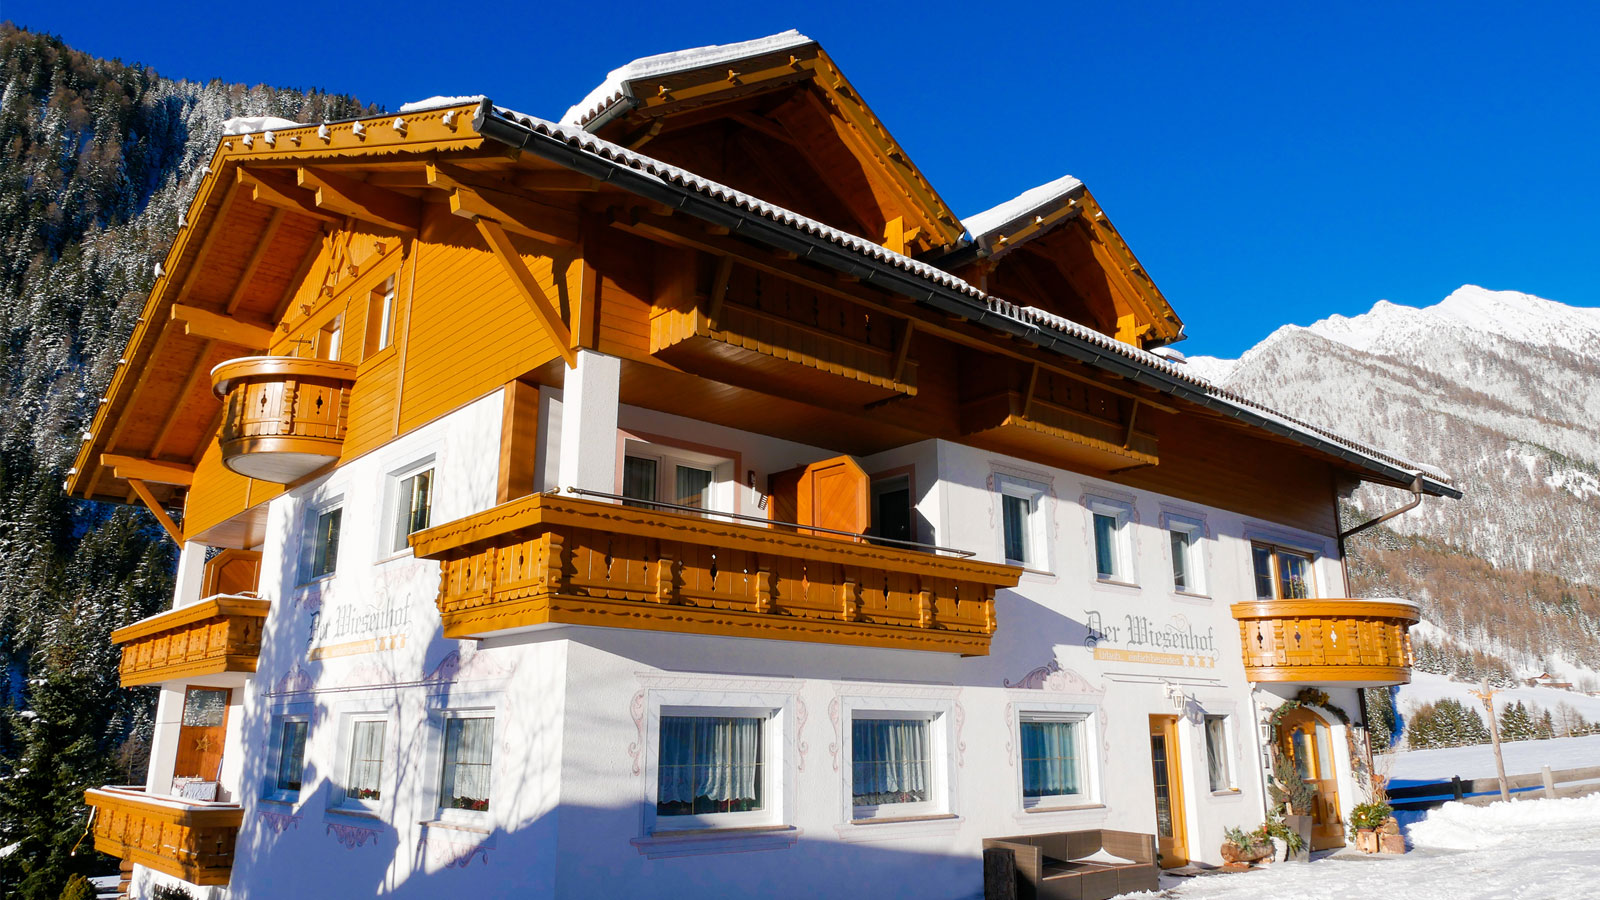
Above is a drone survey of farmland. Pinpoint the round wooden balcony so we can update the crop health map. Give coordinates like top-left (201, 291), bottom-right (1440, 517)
top-left (1230, 598), bottom-right (1420, 687)
top-left (211, 356), bottom-right (357, 483)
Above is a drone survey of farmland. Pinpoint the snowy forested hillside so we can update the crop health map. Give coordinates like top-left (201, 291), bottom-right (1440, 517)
top-left (1190, 286), bottom-right (1600, 739)
top-left (0, 24), bottom-right (376, 898)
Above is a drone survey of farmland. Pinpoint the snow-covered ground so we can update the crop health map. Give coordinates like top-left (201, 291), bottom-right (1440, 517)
top-left (1381, 734), bottom-right (1600, 785)
top-left (1397, 670), bottom-right (1600, 731)
top-left (1130, 795), bottom-right (1600, 899)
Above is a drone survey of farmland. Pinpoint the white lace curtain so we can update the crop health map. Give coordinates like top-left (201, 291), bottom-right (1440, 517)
top-left (440, 717), bottom-right (494, 810)
top-left (346, 720), bottom-right (385, 800)
top-left (1021, 720), bottom-right (1080, 797)
top-left (851, 718), bottom-right (930, 805)
top-left (657, 716), bottom-right (763, 809)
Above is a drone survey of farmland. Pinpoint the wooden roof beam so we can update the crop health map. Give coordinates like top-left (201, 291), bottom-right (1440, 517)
top-left (224, 209), bottom-right (284, 314)
top-left (170, 304), bottom-right (274, 349)
top-left (236, 169), bottom-right (340, 223)
top-left (297, 167), bottom-right (421, 234)
top-left (426, 163), bottom-right (579, 248)
top-left (102, 454), bottom-right (195, 486)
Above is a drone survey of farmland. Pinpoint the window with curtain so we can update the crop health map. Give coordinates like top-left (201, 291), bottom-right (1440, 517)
top-left (1168, 517), bottom-right (1205, 594)
top-left (1019, 717), bottom-right (1084, 805)
top-left (620, 442), bottom-right (731, 514)
top-left (674, 464), bottom-right (714, 509)
top-left (439, 716), bottom-right (493, 813)
top-left (308, 507), bottom-right (342, 580)
top-left (1205, 716), bottom-right (1230, 791)
top-left (345, 719), bottom-right (385, 804)
top-left (656, 714), bottom-right (765, 819)
top-left (1092, 512), bottom-right (1121, 580)
top-left (274, 718), bottom-right (308, 795)
top-left (390, 467), bottom-right (433, 553)
top-left (851, 717), bottom-right (933, 811)
top-left (1002, 494), bottom-right (1031, 564)
top-left (1251, 543), bottom-right (1315, 599)
top-left (621, 456), bottom-right (658, 508)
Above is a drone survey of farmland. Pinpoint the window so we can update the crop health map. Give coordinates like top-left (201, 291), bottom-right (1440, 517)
top-left (1252, 543), bottom-right (1315, 599)
top-left (870, 475), bottom-right (914, 546)
top-left (344, 718), bottom-right (386, 807)
top-left (438, 715), bottom-right (493, 814)
top-left (851, 714), bottom-right (937, 818)
top-left (318, 315), bottom-right (343, 361)
top-left (1168, 517), bottom-right (1206, 595)
top-left (366, 275), bottom-right (397, 355)
top-left (656, 711), bottom-right (770, 828)
top-left (1089, 499), bottom-right (1134, 583)
top-left (1205, 716), bottom-right (1233, 792)
top-left (997, 477), bottom-right (1047, 568)
top-left (1018, 714), bottom-right (1088, 808)
top-left (620, 441), bottom-right (732, 513)
top-left (267, 716), bottom-right (308, 800)
top-left (388, 466), bottom-right (433, 554)
top-left (305, 506), bottom-right (342, 581)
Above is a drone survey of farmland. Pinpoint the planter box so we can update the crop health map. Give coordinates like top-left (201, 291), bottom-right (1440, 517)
top-left (1356, 829), bottom-right (1380, 853)
top-left (1379, 832), bottom-right (1406, 854)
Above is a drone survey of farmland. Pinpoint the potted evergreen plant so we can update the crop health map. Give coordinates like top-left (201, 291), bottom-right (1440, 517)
top-left (1350, 801), bottom-right (1392, 853)
top-left (1220, 826), bottom-right (1273, 866)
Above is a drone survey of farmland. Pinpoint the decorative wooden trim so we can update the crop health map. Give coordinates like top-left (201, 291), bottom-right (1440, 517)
top-left (210, 356), bottom-right (357, 484)
top-left (411, 493), bottom-right (1021, 655)
top-left (84, 787), bottom-right (242, 886)
top-left (112, 596), bottom-right (270, 687)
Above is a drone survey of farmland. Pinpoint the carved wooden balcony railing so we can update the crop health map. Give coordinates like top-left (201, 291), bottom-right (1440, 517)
top-left (113, 596), bottom-right (271, 687)
top-left (411, 494), bottom-right (1021, 654)
top-left (650, 273), bottom-right (917, 408)
top-left (84, 786), bottom-right (243, 886)
top-left (960, 389), bottom-right (1159, 473)
top-left (211, 356), bottom-right (357, 482)
top-left (1230, 598), bottom-right (1419, 686)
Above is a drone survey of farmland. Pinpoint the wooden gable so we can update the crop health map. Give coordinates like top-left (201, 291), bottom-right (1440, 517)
top-left (576, 39), bottom-right (964, 256)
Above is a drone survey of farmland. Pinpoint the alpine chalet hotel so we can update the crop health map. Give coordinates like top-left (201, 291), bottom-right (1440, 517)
top-left (67, 31), bottom-right (1459, 900)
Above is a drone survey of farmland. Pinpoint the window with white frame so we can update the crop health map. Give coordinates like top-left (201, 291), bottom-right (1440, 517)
top-left (342, 716), bottom-right (386, 809)
top-left (303, 503), bottom-right (342, 583)
top-left (997, 476), bottom-right (1047, 568)
top-left (655, 707), bottom-right (774, 829)
top-left (1088, 498), bottom-right (1133, 583)
top-left (1167, 516), bottom-right (1206, 595)
top-left (621, 440), bottom-right (734, 513)
top-left (1204, 715), bottom-right (1233, 792)
top-left (1017, 712), bottom-right (1089, 808)
top-left (265, 715), bottom-right (308, 801)
top-left (387, 461), bottom-right (434, 555)
top-left (437, 713), bottom-right (494, 814)
top-left (851, 712), bottom-right (941, 818)
top-left (366, 275), bottom-right (397, 356)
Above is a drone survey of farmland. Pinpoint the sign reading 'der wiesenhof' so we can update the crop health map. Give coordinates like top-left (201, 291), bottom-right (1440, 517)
top-left (1084, 609), bottom-right (1218, 668)
top-left (307, 595), bottom-right (411, 661)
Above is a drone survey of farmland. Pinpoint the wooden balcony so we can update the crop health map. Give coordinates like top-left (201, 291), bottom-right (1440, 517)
top-left (650, 282), bottom-right (917, 408)
top-left (1230, 599), bottom-right (1419, 686)
top-left (84, 786), bottom-right (242, 886)
top-left (113, 596), bottom-right (270, 687)
top-left (411, 494), bottom-right (1021, 654)
top-left (211, 355), bottom-right (357, 483)
top-left (960, 390), bottom-right (1158, 473)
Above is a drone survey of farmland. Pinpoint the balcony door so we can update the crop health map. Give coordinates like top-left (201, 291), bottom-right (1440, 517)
top-left (1278, 708), bottom-right (1345, 850)
top-left (1148, 715), bottom-right (1189, 867)
top-left (174, 687), bottom-right (231, 783)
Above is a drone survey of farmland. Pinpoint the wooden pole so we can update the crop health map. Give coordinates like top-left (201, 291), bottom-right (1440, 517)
top-left (1542, 765), bottom-right (1556, 799)
top-left (1474, 680), bottom-right (1510, 801)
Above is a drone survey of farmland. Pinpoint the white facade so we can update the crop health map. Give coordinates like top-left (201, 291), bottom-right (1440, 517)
top-left (132, 375), bottom-right (1378, 899)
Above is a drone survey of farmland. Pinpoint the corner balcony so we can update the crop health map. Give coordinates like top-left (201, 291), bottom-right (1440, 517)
top-left (211, 356), bottom-right (357, 483)
top-left (410, 493), bottom-right (1021, 655)
top-left (1230, 598), bottom-right (1419, 687)
top-left (84, 786), bottom-right (242, 886)
top-left (113, 596), bottom-right (270, 687)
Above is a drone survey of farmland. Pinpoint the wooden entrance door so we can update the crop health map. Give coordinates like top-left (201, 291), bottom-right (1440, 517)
top-left (1148, 715), bottom-right (1189, 867)
top-left (174, 687), bottom-right (231, 782)
top-left (1278, 708), bottom-right (1345, 850)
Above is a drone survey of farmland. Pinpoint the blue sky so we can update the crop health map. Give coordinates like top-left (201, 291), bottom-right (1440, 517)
top-left (9, 1), bottom-right (1598, 357)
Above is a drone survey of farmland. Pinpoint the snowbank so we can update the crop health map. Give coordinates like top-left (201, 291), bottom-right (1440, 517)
top-left (221, 116), bottom-right (302, 135)
top-left (398, 95), bottom-right (485, 113)
top-left (1409, 795), bottom-right (1600, 851)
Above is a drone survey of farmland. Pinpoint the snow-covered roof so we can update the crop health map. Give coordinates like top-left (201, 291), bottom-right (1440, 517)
top-left (962, 173), bottom-right (1085, 241)
top-left (221, 116), bottom-right (302, 136)
top-left (398, 95), bottom-right (486, 114)
top-left (479, 103), bottom-right (1459, 496)
top-left (560, 30), bottom-right (815, 129)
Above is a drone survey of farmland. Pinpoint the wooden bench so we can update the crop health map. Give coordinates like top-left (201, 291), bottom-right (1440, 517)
top-left (983, 830), bottom-right (1158, 900)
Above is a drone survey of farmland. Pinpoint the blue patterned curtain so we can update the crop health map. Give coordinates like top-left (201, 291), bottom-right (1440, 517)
top-left (1021, 720), bottom-right (1080, 798)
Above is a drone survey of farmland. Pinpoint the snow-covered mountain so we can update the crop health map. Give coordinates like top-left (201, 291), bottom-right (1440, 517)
top-left (1189, 286), bottom-right (1600, 678)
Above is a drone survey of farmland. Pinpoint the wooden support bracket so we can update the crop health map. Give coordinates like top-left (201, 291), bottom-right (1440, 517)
top-left (472, 217), bottom-right (576, 366)
top-left (236, 169), bottom-right (340, 223)
top-left (102, 454), bottom-right (195, 486)
top-left (170, 304), bottom-right (274, 349)
top-left (126, 477), bottom-right (184, 544)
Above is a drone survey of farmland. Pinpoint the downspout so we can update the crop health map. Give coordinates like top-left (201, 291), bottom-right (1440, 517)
top-left (1337, 475), bottom-right (1425, 541)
